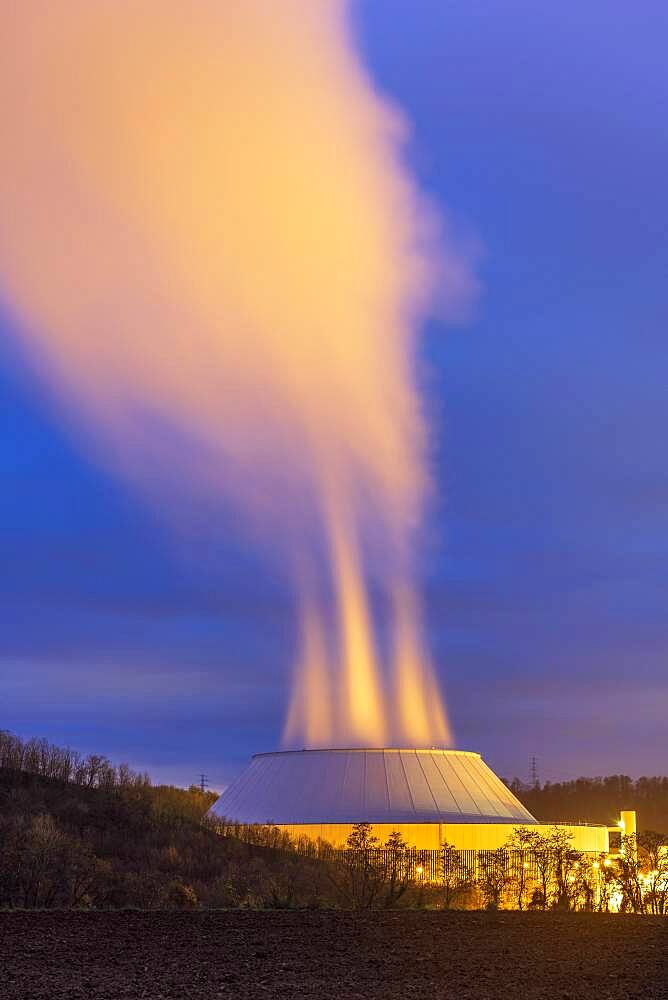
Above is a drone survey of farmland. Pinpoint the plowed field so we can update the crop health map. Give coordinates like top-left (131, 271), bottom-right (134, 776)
top-left (2, 910), bottom-right (666, 999)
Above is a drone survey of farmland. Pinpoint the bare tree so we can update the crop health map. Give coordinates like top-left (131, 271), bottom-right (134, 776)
top-left (381, 830), bottom-right (412, 908)
top-left (612, 834), bottom-right (647, 914)
top-left (439, 841), bottom-right (473, 909)
top-left (504, 828), bottom-right (539, 910)
top-left (327, 822), bottom-right (386, 909)
top-left (527, 831), bottom-right (552, 910)
top-left (548, 826), bottom-right (583, 911)
top-left (0, 730), bottom-right (149, 791)
top-left (477, 848), bottom-right (511, 910)
top-left (638, 831), bottom-right (668, 915)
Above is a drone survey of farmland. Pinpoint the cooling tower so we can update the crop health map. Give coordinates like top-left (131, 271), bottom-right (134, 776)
top-left (209, 748), bottom-right (609, 852)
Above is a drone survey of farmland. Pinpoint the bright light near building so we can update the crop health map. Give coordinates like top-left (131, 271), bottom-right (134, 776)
top-left (609, 890), bottom-right (623, 913)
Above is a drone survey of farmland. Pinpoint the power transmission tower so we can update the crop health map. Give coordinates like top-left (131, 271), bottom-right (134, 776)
top-left (530, 756), bottom-right (539, 789)
top-left (199, 773), bottom-right (209, 794)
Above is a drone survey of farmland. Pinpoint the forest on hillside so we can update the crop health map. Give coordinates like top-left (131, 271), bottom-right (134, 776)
top-left (508, 775), bottom-right (668, 833)
top-left (0, 729), bottom-right (330, 910)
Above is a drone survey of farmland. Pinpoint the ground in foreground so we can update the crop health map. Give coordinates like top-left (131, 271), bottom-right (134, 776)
top-left (2, 910), bottom-right (667, 1000)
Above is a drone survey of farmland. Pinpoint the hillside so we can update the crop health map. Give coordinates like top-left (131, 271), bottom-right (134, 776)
top-left (510, 775), bottom-right (668, 834)
top-left (0, 735), bottom-right (329, 910)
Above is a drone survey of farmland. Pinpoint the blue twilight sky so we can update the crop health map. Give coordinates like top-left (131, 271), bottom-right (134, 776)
top-left (2, 1), bottom-right (667, 789)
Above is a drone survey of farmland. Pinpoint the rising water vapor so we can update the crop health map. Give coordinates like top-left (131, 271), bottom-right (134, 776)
top-left (0, 2), bottom-right (474, 747)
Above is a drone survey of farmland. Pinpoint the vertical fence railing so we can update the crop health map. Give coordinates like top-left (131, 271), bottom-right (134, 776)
top-left (214, 822), bottom-right (604, 889)
top-left (289, 844), bottom-right (600, 884)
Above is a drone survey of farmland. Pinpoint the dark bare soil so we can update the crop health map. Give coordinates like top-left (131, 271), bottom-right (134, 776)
top-left (1, 910), bottom-right (666, 1000)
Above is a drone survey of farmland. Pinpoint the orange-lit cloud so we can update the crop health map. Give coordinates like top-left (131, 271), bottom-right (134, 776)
top-left (0, 1), bottom-right (475, 748)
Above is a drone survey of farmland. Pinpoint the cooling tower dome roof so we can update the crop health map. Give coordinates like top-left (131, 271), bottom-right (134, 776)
top-left (209, 748), bottom-right (537, 826)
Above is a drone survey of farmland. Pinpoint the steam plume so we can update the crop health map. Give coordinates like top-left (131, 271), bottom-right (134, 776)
top-left (0, 2), bottom-right (474, 747)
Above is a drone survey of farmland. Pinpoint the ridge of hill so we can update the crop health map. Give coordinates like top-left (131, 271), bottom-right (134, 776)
top-left (0, 761), bottom-right (316, 910)
top-left (510, 775), bottom-right (668, 833)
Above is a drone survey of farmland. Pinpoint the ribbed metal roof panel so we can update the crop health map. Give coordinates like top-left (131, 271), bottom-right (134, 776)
top-left (384, 749), bottom-right (413, 816)
top-left (209, 748), bottom-right (537, 826)
top-left (417, 752), bottom-right (462, 816)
